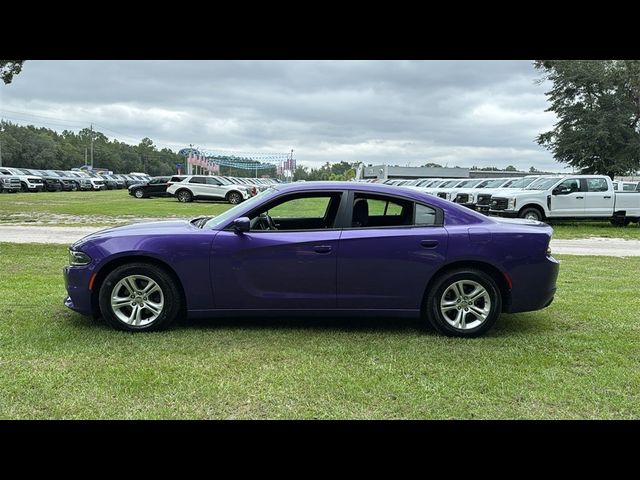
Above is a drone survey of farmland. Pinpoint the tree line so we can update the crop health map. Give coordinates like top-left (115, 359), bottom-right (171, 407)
top-left (0, 121), bottom-right (183, 176)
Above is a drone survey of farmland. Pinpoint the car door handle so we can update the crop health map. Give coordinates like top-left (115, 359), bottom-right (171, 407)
top-left (313, 245), bottom-right (332, 254)
top-left (421, 240), bottom-right (439, 249)
top-left (604, 196), bottom-right (612, 199)
top-left (575, 196), bottom-right (584, 199)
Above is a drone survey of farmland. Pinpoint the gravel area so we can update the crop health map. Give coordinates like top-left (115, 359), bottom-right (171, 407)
top-left (1, 226), bottom-right (639, 256)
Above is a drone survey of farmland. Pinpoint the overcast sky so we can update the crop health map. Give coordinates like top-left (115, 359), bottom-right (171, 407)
top-left (0, 60), bottom-right (564, 171)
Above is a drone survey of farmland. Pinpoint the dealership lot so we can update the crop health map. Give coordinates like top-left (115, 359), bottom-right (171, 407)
top-left (0, 242), bottom-right (638, 419)
top-left (1, 188), bottom-right (639, 418)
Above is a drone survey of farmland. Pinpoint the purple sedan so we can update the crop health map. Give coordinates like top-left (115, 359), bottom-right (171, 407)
top-left (63, 181), bottom-right (559, 337)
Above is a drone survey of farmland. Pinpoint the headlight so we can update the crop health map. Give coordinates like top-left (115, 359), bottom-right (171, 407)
top-left (507, 198), bottom-right (517, 210)
top-left (69, 249), bottom-right (91, 266)
top-left (468, 193), bottom-right (475, 203)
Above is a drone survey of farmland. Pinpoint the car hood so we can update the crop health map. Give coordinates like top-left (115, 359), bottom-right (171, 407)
top-left (71, 220), bottom-right (197, 248)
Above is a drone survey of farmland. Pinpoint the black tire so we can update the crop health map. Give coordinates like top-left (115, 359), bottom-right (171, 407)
top-left (98, 262), bottom-right (182, 332)
top-left (227, 191), bottom-right (243, 205)
top-left (176, 189), bottom-right (193, 203)
top-left (134, 188), bottom-right (145, 199)
top-left (519, 206), bottom-right (543, 221)
top-left (425, 268), bottom-right (502, 338)
top-left (20, 182), bottom-right (28, 193)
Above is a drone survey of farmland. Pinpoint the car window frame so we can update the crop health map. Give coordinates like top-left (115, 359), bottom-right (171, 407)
top-left (339, 190), bottom-right (444, 230)
top-left (222, 189), bottom-right (349, 233)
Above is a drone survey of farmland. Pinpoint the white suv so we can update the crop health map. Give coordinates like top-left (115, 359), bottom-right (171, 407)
top-left (166, 175), bottom-right (253, 204)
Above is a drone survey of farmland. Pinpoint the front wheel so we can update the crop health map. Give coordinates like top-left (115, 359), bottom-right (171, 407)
top-left (134, 189), bottom-right (145, 199)
top-left (98, 263), bottom-right (182, 331)
top-left (227, 191), bottom-right (243, 204)
top-left (425, 269), bottom-right (502, 338)
top-left (519, 207), bottom-right (543, 221)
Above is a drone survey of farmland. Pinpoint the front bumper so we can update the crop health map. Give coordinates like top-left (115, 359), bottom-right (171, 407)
top-left (454, 202), bottom-right (477, 210)
top-left (489, 209), bottom-right (519, 218)
top-left (27, 184), bottom-right (45, 191)
top-left (63, 265), bottom-right (94, 316)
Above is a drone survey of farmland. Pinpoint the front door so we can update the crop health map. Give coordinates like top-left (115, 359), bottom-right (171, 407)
top-left (210, 191), bottom-right (345, 310)
top-left (550, 178), bottom-right (586, 217)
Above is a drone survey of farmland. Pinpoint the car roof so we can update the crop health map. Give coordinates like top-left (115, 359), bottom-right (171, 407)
top-left (273, 181), bottom-right (454, 206)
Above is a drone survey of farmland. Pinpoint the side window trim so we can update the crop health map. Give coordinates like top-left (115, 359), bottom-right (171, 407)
top-left (222, 189), bottom-right (348, 232)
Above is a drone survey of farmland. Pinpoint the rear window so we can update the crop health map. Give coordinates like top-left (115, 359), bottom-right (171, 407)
top-left (586, 178), bottom-right (608, 192)
top-left (189, 177), bottom-right (206, 184)
top-left (415, 204), bottom-right (437, 226)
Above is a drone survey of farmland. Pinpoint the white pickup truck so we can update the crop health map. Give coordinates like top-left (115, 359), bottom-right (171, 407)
top-left (488, 175), bottom-right (640, 224)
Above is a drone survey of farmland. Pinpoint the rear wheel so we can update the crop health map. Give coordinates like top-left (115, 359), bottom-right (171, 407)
top-left (425, 269), bottom-right (502, 338)
top-left (227, 191), bottom-right (243, 205)
top-left (134, 189), bottom-right (145, 199)
top-left (176, 189), bottom-right (193, 203)
top-left (98, 263), bottom-right (181, 332)
top-left (519, 207), bottom-right (543, 221)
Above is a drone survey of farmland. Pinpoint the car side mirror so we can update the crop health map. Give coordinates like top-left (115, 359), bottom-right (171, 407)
top-left (232, 217), bottom-right (250, 233)
top-left (553, 186), bottom-right (570, 195)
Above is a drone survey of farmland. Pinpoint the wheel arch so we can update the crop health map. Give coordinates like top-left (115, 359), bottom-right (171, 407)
top-left (90, 254), bottom-right (187, 318)
top-left (518, 203), bottom-right (546, 219)
top-left (421, 260), bottom-right (512, 314)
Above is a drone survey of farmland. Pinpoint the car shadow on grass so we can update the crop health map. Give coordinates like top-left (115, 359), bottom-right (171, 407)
top-left (66, 310), bottom-right (550, 337)
top-left (180, 315), bottom-right (429, 334)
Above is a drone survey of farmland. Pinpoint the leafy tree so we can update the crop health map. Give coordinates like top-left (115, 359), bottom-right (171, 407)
top-left (505, 165), bottom-right (517, 171)
top-left (0, 60), bottom-right (25, 84)
top-left (535, 60), bottom-right (640, 179)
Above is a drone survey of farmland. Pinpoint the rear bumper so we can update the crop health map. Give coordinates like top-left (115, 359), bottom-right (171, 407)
top-left (505, 255), bottom-right (559, 314)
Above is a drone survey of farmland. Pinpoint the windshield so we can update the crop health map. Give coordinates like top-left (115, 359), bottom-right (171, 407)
top-left (526, 177), bottom-right (562, 190)
top-left (479, 179), bottom-right (506, 188)
top-left (439, 180), bottom-right (459, 188)
top-left (504, 177), bottom-right (538, 188)
top-left (203, 187), bottom-right (277, 229)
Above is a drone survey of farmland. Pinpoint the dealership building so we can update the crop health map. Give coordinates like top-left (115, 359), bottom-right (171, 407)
top-left (357, 164), bottom-right (533, 180)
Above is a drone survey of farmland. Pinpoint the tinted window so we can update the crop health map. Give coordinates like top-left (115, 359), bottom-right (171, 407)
top-left (269, 197), bottom-right (331, 218)
top-left (559, 178), bottom-right (582, 192)
top-left (351, 194), bottom-right (413, 228)
top-left (623, 184), bottom-right (636, 191)
top-left (189, 177), bottom-right (206, 184)
top-left (206, 177), bottom-right (222, 185)
top-left (586, 178), bottom-right (608, 192)
top-left (415, 204), bottom-right (438, 226)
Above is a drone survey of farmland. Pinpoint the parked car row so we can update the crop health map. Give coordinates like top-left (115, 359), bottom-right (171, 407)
top-left (128, 174), bottom-right (281, 204)
top-left (372, 175), bottom-right (640, 224)
top-left (0, 166), bottom-right (151, 193)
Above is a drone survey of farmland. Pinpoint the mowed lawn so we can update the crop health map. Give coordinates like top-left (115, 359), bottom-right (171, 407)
top-left (1, 189), bottom-right (639, 238)
top-left (0, 242), bottom-right (638, 419)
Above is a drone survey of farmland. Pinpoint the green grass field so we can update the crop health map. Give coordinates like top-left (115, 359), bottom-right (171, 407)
top-left (1, 189), bottom-right (640, 239)
top-left (0, 242), bottom-right (638, 419)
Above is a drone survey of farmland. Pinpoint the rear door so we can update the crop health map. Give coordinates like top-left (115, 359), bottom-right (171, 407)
top-left (336, 191), bottom-right (448, 310)
top-left (583, 177), bottom-right (614, 216)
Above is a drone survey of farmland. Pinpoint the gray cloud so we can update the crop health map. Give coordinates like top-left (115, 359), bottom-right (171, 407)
top-left (0, 60), bottom-right (563, 171)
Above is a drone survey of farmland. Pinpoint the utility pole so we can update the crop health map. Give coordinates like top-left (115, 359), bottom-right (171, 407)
top-left (85, 148), bottom-right (88, 166)
top-left (0, 140), bottom-right (3, 167)
top-left (90, 123), bottom-right (94, 168)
